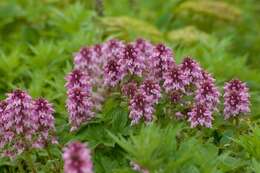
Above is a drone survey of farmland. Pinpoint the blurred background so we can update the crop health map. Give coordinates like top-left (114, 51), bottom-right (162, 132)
top-left (0, 0), bottom-right (259, 127)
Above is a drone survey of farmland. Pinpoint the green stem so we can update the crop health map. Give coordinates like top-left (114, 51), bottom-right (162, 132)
top-left (26, 153), bottom-right (36, 173)
top-left (46, 147), bottom-right (60, 172)
top-left (234, 117), bottom-right (240, 136)
top-left (95, 0), bottom-right (104, 16)
top-left (17, 159), bottom-right (25, 173)
top-left (235, 117), bottom-right (239, 126)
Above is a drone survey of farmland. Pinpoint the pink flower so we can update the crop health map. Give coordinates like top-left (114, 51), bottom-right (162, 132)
top-left (66, 86), bottom-right (94, 131)
top-left (133, 39), bottom-right (154, 75)
top-left (129, 91), bottom-right (154, 125)
top-left (74, 47), bottom-right (104, 86)
top-left (32, 98), bottom-right (57, 148)
top-left (122, 82), bottom-right (138, 98)
top-left (93, 44), bottom-right (105, 65)
top-left (139, 79), bottom-right (161, 104)
top-left (224, 79), bottom-right (248, 92)
top-left (72, 43), bottom-right (106, 112)
top-left (224, 79), bottom-right (250, 119)
top-left (201, 70), bottom-right (215, 83)
top-left (0, 90), bottom-right (58, 158)
top-left (102, 39), bottom-right (125, 58)
top-left (126, 80), bottom-right (160, 125)
top-left (120, 44), bottom-right (145, 76)
top-left (0, 90), bottom-right (33, 157)
top-left (5, 89), bottom-right (34, 137)
top-left (63, 141), bottom-right (93, 173)
top-left (149, 43), bottom-right (175, 80)
top-left (104, 59), bottom-right (126, 87)
top-left (65, 69), bottom-right (90, 89)
top-left (74, 47), bottom-right (95, 71)
top-left (195, 77), bottom-right (220, 110)
top-left (163, 65), bottom-right (188, 92)
top-left (188, 104), bottom-right (213, 128)
top-left (133, 38), bottom-right (154, 58)
top-left (0, 101), bottom-right (7, 148)
top-left (180, 57), bottom-right (203, 85)
top-left (65, 69), bottom-right (94, 131)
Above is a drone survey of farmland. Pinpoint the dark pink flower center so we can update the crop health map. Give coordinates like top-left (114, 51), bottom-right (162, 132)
top-left (228, 92), bottom-right (241, 107)
top-left (80, 47), bottom-right (92, 62)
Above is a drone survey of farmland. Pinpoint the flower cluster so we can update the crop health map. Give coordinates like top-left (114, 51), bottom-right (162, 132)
top-left (65, 69), bottom-right (94, 131)
top-left (0, 101), bottom-right (8, 150)
top-left (195, 78), bottom-right (220, 110)
top-left (66, 38), bottom-right (250, 129)
top-left (104, 58), bottom-right (125, 86)
top-left (103, 39), bottom-right (126, 86)
top-left (122, 82), bottom-right (138, 99)
top-left (74, 44), bottom-right (106, 106)
top-left (123, 80), bottom-right (161, 125)
top-left (63, 141), bottom-right (93, 173)
top-left (0, 89), bottom-right (56, 158)
top-left (134, 38), bottom-right (154, 59)
top-left (140, 79), bottom-right (161, 104)
top-left (121, 43), bottom-right (146, 76)
top-left (32, 98), bottom-right (57, 148)
top-left (180, 57), bottom-right (203, 85)
top-left (188, 104), bottom-right (213, 128)
top-left (163, 65), bottom-right (188, 92)
top-left (74, 46), bottom-right (104, 82)
top-left (149, 44), bottom-right (175, 80)
top-left (129, 91), bottom-right (154, 125)
top-left (224, 79), bottom-right (250, 119)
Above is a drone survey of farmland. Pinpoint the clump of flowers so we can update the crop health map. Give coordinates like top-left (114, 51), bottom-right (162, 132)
top-left (102, 39), bottom-right (125, 59)
top-left (104, 58), bottom-right (126, 87)
top-left (66, 38), bottom-right (250, 129)
top-left (122, 79), bottom-right (161, 125)
top-left (140, 79), bottom-right (161, 104)
top-left (129, 90), bottom-right (154, 125)
top-left (1, 90), bottom-right (34, 157)
top-left (0, 89), bottom-right (57, 158)
top-left (63, 141), bottom-right (93, 173)
top-left (65, 69), bottom-right (94, 131)
top-left (180, 57), bottom-right (203, 85)
top-left (0, 101), bottom-right (8, 149)
top-left (32, 98), bottom-right (57, 148)
top-left (188, 104), bottom-right (213, 128)
top-left (149, 44), bottom-right (175, 80)
top-left (195, 75), bottom-right (220, 111)
top-left (134, 38), bottom-right (154, 59)
top-left (122, 82), bottom-right (138, 98)
top-left (103, 39), bottom-right (126, 86)
top-left (163, 65), bottom-right (188, 92)
top-left (120, 43), bottom-right (146, 76)
top-left (224, 79), bottom-right (250, 119)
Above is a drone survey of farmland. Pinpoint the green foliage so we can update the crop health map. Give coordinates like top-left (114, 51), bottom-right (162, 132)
top-left (109, 124), bottom-right (181, 170)
top-left (110, 124), bottom-right (244, 173)
top-left (176, 0), bottom-right (241, 23)
top-left (99, 16), bottom-right (162, 41)
top-left (233, 125), bottom-right (260, 172)
top-left (235, 125), bottom-right (260, 160)
top-left (167, 25), bottom-right (211, 46)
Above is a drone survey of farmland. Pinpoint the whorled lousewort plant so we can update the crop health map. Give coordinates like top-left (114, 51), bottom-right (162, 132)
top-left (65, 38), bottom-right (250, 130)
top-left (0, 38), bottom-right (250, 173)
